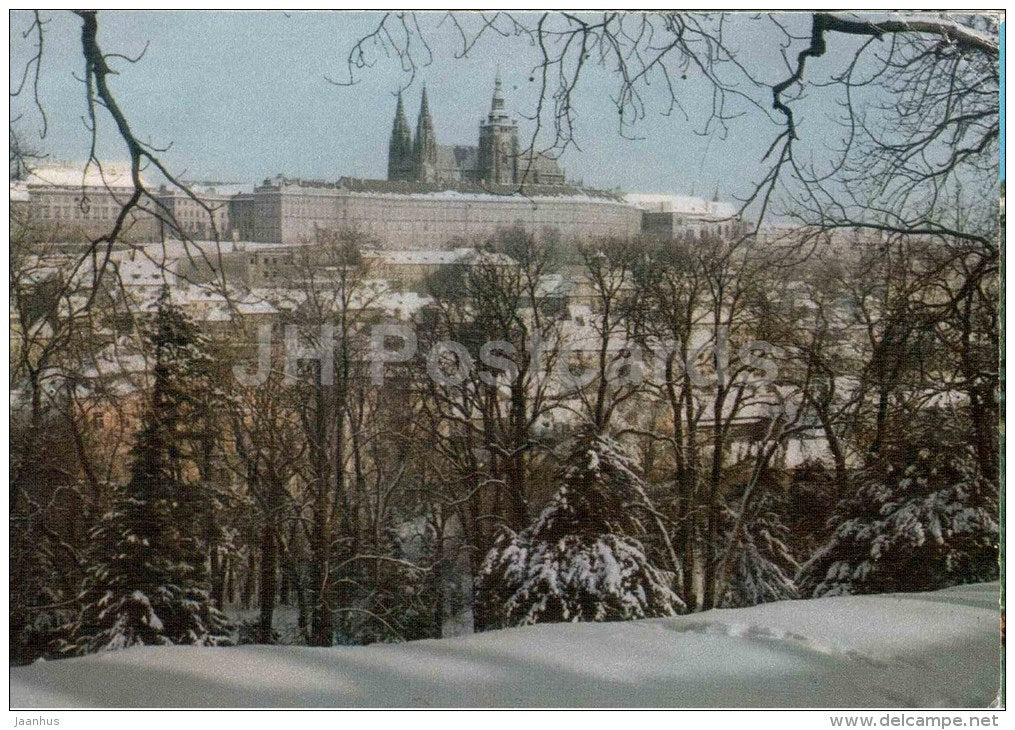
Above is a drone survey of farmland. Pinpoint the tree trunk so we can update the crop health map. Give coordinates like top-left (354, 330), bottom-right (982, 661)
top-left (257, 518), bottom-right (278, 643)
top-left (309, 373), bottom-right (334, 645)
top-left (240, 549), bottom-right (256, 610)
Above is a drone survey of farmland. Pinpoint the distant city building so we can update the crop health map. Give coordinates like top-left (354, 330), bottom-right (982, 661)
top-left (17, 163), bottom-right (157, 242)
top-left (9, 181), bottom-right (30, 223)
top-left (626, 193), bottom-right (740, 239)
top-left (231, 175), bottom-right (641, 248)
top-left (154, 182), bottom-right (248, 240)
top-left (363, 247), bottom-right (515, 293)
top-left (167, 239), bottom-right (294, 288)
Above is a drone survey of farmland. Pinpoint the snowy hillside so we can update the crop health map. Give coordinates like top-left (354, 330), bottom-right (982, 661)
top-left (11, 582), bottom-right (1000, 708)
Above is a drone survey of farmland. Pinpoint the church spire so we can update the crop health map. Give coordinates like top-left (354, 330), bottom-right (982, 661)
top-left (419, 85), bottom-right (431, 120)
top-left (491, 67), bottom-right (505, 114)
top-left (414, 85), bottom-right (438, 182)
top-left (387, 91), bottom-right (413, 181)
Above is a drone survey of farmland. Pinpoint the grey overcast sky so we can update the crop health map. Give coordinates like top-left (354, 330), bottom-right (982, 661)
top-left (10, 10), bottom-right (843, 198)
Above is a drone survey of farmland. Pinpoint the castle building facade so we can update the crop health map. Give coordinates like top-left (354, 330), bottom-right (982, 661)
top-left (232, 175), bottom-right (641, 248)
top-left (154, 183), bottom-right (244, 240)
top-left (16, 163), bottom-right (158, 243)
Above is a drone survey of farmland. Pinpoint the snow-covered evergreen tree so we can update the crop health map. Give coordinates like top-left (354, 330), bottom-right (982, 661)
top-left (174, 305), bottom-right (237, 611)
top-left (798, 427), bottom-right (998, 598)
top-left (64, 292), bottom-right (232, 653)
top-left (719, 480), bottom-right (800, 608)
top-left (477, 429), bottom-right (684, 627)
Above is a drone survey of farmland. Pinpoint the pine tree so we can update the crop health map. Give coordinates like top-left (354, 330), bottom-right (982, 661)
top-left (719, 480), bottom-right (800, 608)
top-left (65, 292), bottom-right (232, 653)
top-left (798, 423), bottom-right (999, 598)
top-left (477, 429), bottom-right (684, 627)
top-left (176, 310), bottom-right (237, 611)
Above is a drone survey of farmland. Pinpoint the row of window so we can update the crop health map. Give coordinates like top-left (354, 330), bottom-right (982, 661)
top-left (36, 205), bottom-right (117, 220)
top-left (174, 207), bottom-right (227, 222)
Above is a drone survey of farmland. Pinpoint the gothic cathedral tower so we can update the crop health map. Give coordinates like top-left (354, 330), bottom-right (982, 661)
top-left (387, 91), bottom-right (414, 182)
top-left (413, 86), bottom-right (439, 183)
top-left (478, 72), bottom-right (519, 186)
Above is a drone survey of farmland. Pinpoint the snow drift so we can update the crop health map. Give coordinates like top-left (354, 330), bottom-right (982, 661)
top-left (11, 582), bottom-right (1000, 708)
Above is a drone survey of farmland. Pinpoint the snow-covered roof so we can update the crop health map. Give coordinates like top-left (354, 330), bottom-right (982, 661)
top-left (366, 248), bottom-right (515, 267)
top-left (249, 278), bottom-right (392, 315)
top-left (80, 347), bottom-right (149, 379)
top-left (376, 290), bottom-right (434, 318)
top-left (109, 239), bottom-right (286, 266)
top-left (625, 193), bottom-right (737, 220)
top-left (117, 285), bottom-right (278, 322)
top-left (535, 273), bottom-right (573, 298)
top-left (9, 181), bottom-right (30, 202)
top-left (262, 176), bottom-right (630, 205)
top-left (160, 182), bottom-right (252, 199)
top-left (113, 256), bottom-right (177, 287)
top-left (350, 188), bottom-right (629, 206)
top-left (24, 162), bottom-right (144, 190)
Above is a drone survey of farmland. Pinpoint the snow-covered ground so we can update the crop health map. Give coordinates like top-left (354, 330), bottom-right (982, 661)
top-left (11, 582), bottom-right (1000, 708)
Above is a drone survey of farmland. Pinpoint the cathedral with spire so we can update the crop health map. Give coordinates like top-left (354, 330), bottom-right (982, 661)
top-left (387, 74), bottom-right (565, 187)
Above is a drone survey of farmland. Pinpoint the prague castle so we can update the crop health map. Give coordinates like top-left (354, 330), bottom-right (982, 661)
top-left (15, 76), bottom-right (737, 250)
top-left (218, 76), bottom-right (644, 248)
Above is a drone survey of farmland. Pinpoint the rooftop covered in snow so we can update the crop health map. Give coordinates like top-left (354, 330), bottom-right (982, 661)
top-left (363, 247), bottom-right (516, 267)
top-left (258, 175), bottom-right (629, 204)
top-left (22, 162), bottom-right (145, 190)
top-left (625, 193), bottom-right (738, 220)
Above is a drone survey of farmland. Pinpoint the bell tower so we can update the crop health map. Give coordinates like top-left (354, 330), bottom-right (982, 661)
top-left (478, 71), bottom-right (519, 186)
